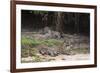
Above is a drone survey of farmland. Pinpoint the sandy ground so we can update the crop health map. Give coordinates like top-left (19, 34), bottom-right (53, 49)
top-left (21, 54), bottom-right (90, 63)
top-left (40, 54), bottom-right (90, 61)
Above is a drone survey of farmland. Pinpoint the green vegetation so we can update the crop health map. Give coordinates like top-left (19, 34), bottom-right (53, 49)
top-left (32, 55), bottom-right (42, 62)
top-left (21, 36), bottom-right (62, 58)
top-left (21, 37), bottom-right (41, 47)
top-left (21, 36), bottom-right (62, 48)
top-left (40, 39), bottom-right (62, 47)
top-left (21, 48), bottom-right (38, 57)
top-left (21, 48), bottom-right (29, 57)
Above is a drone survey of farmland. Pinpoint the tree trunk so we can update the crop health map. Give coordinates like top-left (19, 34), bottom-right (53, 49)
top-left (42, 13), bottom-right (48, 27)
top-left (55, 12), bottom-right (64, 32)
top-left (74, 14), bottom-right (79, 34)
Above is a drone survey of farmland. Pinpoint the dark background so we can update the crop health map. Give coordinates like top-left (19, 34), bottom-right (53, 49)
top-left (21, 10), bottom-right (90, 36)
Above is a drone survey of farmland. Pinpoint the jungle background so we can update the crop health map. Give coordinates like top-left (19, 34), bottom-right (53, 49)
top-left (21, 10), bottom-right (90, 63)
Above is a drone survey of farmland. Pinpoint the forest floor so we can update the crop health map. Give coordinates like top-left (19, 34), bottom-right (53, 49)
top-left (21, 30), bottom-right (90, 63)
top-left (21, 53), bottom-right (90, 63)
top-left (44, 54), bottom-right (90, 61)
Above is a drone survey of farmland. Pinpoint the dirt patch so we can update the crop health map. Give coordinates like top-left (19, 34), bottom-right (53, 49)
top-left (38, 54), bottom-right (90, 61)
top-left (21, 54), bottom-right (90, 63)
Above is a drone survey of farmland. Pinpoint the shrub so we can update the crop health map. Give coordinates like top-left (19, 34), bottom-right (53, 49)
top-left (21, 36), bottom-right (62, 48)
top-left (21, 37), bottom-right (41, 47)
